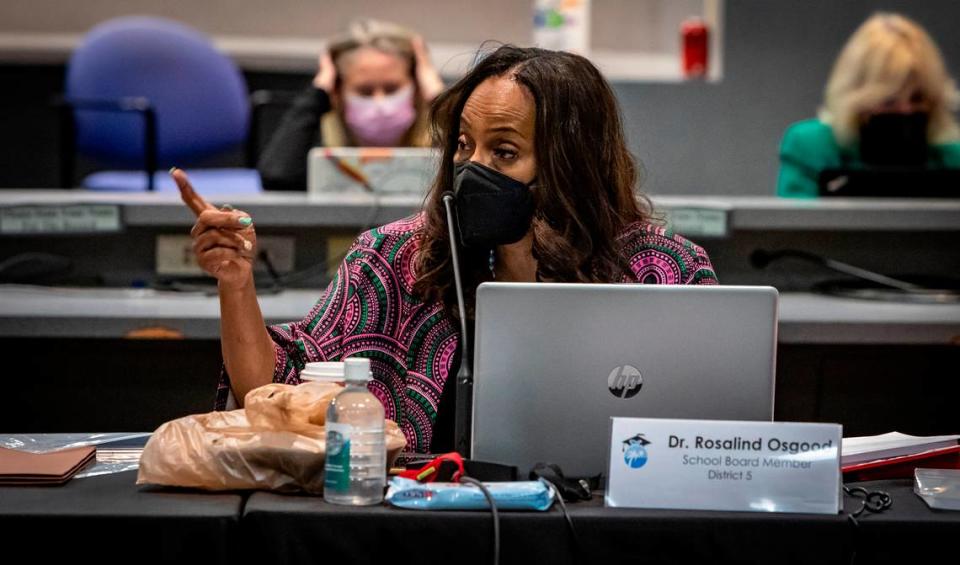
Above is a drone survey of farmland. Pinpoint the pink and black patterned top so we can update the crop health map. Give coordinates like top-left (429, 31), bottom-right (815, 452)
top-left (215, 213), bottom-right (717, 452)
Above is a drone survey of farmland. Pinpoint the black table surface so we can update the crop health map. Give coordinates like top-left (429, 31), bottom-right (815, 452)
top-left (245, 490), bottom-right (850, 564)
top-left (847, 479), bottom-right (960, 563)
top-left (242, 479), bottom-right (960, 565)
top-left (2, 473), bottom-right (957, 565)
top-left (0, 470), bottom-right (244, 564)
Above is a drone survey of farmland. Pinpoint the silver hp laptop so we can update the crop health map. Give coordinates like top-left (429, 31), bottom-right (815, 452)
top-left (307, 147), bottom-right (438, 194)
top-left (471, 283), bottom-right (778, 477)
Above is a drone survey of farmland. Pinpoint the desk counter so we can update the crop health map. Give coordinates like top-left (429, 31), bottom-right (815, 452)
top-left (1, 286), bottom-right (958, 345)
top-left (3, 191), bottom-right (960, 232)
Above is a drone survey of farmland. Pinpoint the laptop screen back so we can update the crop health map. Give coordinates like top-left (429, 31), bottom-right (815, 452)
top-left (307, 147), bottom-right (438, 194)
top-left (471, 283), bottom-right (778, 477)
top-left (818, 167), bottom-right (960, 198)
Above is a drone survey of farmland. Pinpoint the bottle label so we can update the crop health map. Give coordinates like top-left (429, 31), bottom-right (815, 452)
top-left (325, 423), bottom-right (352, 493)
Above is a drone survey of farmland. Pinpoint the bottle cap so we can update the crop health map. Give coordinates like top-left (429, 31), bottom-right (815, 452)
top-left (344, 357), bottom-right (372, 383)
top-left (300, 362), bottom-right (346, 383)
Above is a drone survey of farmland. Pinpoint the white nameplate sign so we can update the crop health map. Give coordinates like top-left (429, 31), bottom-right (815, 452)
top-left (665, 206), bottom-right (729, 238)
top-left (0, 204), bottom-right (122, 235)
top-left (606, 418), bottom-right (842, 514)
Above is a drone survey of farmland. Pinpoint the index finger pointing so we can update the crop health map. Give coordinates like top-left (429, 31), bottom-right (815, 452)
top-left (171, 168), bottom-right (213, 216)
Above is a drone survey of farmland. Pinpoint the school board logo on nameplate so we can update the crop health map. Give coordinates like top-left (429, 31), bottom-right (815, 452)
top-left (622, 433), bottom-right (652, 468)
top-left (606, 417), bottom-right (842, 514)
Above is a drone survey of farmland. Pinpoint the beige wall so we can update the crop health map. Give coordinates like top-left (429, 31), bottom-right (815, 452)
top-left (0, 0), bottom-right (532, 42)
top-left (0, 0), bottom-right (706, 54)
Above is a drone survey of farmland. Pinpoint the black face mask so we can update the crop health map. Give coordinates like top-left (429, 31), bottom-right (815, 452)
top-left (859, 112), bottom-right (929, 167)
top-left (452, 161), bottom-right (535, 248)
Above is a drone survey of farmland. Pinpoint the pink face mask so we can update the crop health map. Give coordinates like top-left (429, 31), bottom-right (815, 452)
top-left (343, 84), bottom-right (417, 146)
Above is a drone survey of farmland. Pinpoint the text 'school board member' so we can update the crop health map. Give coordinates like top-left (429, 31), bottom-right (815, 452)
top-left (175, 46), bottom-right (719, 453)
top-left (257, 19), bottom-right (443, 191)
top-left (777, 12), bottom-right (960, 198)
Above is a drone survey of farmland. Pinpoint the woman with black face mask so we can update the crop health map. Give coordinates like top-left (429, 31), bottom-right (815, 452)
top-left (777, 12), bottom-right (960, 198)
top-left (175, 45), bottom-right (718, 454)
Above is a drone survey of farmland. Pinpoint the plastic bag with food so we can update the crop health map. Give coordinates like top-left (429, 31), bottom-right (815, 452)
top-left (136, 381), bottom-right (406, 493)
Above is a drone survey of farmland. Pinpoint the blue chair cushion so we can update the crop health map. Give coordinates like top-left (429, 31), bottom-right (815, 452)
top-left (67, 17), bottom-right (249, 168)
top-left (83, 168), bottom-right (263, 195)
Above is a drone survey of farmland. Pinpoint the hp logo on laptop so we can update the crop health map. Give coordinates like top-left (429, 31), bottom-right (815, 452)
top-left (608, 365), bottom-right (643, 398)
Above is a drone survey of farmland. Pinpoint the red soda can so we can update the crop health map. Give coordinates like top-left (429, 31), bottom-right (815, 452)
top-left (681, 17), bottom-right (709, 79)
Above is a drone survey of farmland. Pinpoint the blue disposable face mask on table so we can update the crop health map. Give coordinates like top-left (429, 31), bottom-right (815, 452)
top-left (385, 476), bottom-right (555, 511)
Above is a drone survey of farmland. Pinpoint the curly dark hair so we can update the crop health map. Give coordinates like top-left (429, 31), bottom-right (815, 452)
top-left (414, 45), bottom-right (652, 317)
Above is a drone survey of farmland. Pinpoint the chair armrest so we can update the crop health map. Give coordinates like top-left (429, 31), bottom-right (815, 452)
top-left (53, 96), bottom-right (158, 190)
top-left (246, 89), bottom-right (300, 168)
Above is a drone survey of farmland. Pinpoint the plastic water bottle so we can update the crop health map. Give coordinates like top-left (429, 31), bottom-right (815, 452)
top-left (324, 357), bottom-right (386, 505)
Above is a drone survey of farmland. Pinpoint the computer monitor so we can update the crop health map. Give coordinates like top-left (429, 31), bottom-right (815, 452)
top-left (818, 167), bottom-right (960, 197)
top-left (471, 282), bottom-right (778, 477)
top-left (307, 147), bottom-right (438, 194)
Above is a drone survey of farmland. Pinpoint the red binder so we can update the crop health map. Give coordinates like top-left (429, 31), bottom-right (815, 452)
top-left (842, 444), bottom-right (960, 482)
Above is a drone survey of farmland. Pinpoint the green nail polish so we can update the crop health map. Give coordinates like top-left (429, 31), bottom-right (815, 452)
top-left (238, 217), bottom-right (253, 226)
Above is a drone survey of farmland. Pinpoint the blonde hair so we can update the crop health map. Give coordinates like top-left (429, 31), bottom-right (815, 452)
top-left (819, 12), bottom-right (960, 144)
top-left (322, 19), bottom-right (430, 147)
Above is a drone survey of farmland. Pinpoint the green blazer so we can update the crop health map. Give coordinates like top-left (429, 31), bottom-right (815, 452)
top-left (776, 118), bottom-right (960, 198)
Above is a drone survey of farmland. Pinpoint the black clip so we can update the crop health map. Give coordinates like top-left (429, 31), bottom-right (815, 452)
top-left (529, 462), bottom-right (593, 502)
top-left (844, 486), bottom-right (893, 518)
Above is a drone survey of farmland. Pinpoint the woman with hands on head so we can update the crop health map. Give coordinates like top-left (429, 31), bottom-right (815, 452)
top-left (180, 45), bottom-right (717, 453)
top-left (257, 19), bottom-right (444, 190)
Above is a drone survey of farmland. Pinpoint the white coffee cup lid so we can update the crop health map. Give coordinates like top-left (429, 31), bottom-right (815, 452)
top-left (300, 362), bottom-right (346, 382)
